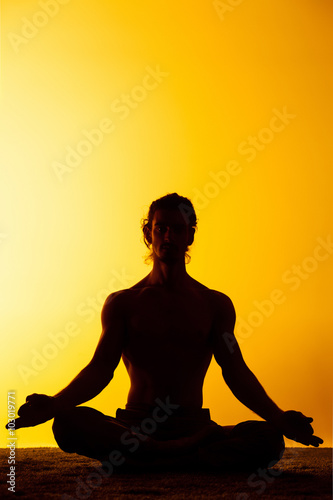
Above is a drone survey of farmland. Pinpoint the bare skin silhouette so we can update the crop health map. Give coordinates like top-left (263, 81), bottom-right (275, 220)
top-left (7, 193), bottom-right (323, 471)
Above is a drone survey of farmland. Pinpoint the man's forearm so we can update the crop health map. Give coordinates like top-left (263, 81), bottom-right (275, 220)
top-left (223, 365), bottom-right (284, 424)
top-left (53, 361), bottom-right (113, 412)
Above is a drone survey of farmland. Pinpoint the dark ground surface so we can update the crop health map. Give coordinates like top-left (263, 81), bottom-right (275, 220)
top-left (0, 447), bottom-right (332, 499)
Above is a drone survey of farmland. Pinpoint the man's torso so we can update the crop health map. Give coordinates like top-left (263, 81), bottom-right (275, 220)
top-left (114, 278), bottom-right (222, 408)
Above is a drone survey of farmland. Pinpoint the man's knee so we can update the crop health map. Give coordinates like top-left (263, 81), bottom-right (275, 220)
top-left (232, 420), bottom-right (285, 461)
top-left (53, 416), bottom-right (74, 453)
top-left (260, 422), bottom-right (285, 462)
top-left (52, 408), bottom-right (79, 453)
top-left (52, 406), bottom-right (104, 453)
top-left (256, 421), bottom-right (284, 454)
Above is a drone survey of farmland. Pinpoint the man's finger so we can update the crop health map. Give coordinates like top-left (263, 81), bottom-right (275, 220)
top-left (5, 418), bottom-right (22, 430)
top-left (6, 415), bottom-right (41, 430)
top-left (310, 435), bottom-right (323, 447)
top-left (26, 394), bottom-right (38, 402)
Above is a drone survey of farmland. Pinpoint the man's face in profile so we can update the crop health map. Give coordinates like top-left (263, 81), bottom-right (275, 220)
top-left (150, 209), bottom-right (193, 263)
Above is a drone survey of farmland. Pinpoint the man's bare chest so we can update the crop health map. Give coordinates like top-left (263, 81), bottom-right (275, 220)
top-left (124, 290), bottom-right (213, 351)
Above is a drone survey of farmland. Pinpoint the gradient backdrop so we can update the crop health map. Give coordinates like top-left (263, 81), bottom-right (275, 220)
top-left (1, 0), bottom-right (332, 448)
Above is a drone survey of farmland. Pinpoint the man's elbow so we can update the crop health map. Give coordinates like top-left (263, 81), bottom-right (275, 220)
top-left (222, 362), bottom-right (247, 388)
top-left (221, 367), bottom-right (234, 388)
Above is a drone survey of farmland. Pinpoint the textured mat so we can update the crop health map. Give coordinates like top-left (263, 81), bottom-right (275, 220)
top-left (0, 447), bottom-right (332, 499)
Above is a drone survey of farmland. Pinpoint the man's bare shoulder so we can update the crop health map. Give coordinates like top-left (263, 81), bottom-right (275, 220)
top-left (188, 277), bottom-right (233, 304)
top-left (102, 277), bottom-right (234, 314)
top-left (206, 288), bottom-right (234, 307)
top-left (101, 288), bottom-right (132, 318)
top-left (197, 286), bottom-right (235, 320)
top-left (102, 277), bottom-right (150, 312)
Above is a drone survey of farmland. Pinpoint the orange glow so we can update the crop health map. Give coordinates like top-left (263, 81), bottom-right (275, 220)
top-left (1, 0), bottom-right (332, 448)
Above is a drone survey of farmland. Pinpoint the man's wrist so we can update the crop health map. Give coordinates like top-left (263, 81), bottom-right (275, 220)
top-left (52, 395), bottom-right (65, 414)
top-left (52, 394), bottom-right (78, 414)
top-left (265, 407), bottom-right (285, 427)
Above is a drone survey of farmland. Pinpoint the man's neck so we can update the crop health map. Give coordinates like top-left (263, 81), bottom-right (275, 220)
top-left (147, 259), bottom-right (189, 289)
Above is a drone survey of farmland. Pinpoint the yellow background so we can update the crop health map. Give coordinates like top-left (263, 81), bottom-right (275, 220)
top-left (1, 0), bottom-right (332, 448)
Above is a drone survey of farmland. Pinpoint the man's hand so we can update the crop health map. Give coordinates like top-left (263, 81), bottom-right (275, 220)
top-left (276, 410), bottom-right (323, 447)
top-left (5, 394), bottom-right (56, 430)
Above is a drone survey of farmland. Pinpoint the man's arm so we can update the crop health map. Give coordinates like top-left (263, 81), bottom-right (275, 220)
top-left (8, 291), bottom-right (125, 430)
top-left (52, 291), bottom-right (125, 409)
top-left (211, 292), bottom-right (323, 447)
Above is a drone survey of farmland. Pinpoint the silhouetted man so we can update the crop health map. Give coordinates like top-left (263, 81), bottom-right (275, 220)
top-left (8, 193), bottom-right (323, 471)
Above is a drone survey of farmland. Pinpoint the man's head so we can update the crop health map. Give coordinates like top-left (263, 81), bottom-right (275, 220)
top-left (141, 193), bottom-right (197, 264)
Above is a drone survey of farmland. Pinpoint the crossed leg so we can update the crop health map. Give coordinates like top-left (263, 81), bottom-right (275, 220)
top-left (52, 407), bottom-right (285, 472)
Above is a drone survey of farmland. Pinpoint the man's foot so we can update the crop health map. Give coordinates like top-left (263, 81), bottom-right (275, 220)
top-left (151, 423), bottom-right (224, 456)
